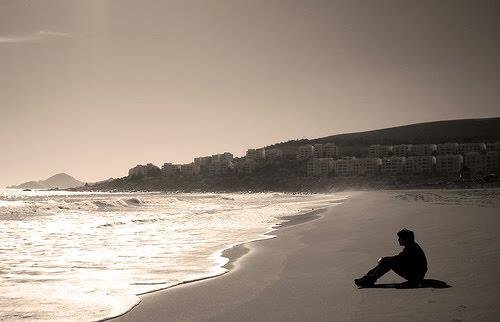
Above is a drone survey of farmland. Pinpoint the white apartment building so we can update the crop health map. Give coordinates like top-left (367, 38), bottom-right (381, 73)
top-left (410, 144), bottom-right (437, 156)
top-left (208, 160), bottom-right (233, 176)
top-left (128, 163), bottom-right (161, 177)
top-left (162, 163), bottom-right (182, 176)
top-left (486, 142), bottom-right (500, 152)
top-left (368, 145), bottom-right (393, 158)
top-left (246, 148), bottom-right (266, 161)
top-left (323, 142), bottom-right (339, 158)
top-left (307, 158), bottom-right (334, 177)
top-left (333, 157), bottom-right (357, 177)
top-left (356, 158), bottom-right (382, 176)
top-left (404, 156), bottom-right (436, 174)
top-left (381, 156), bottom-right (406, 175)
top-left (458, 143), bottom-right (486, 155)
top-left (129, 165), bottom-right (146, 177)
top-left (297, 145), bottom-right (314, 160)
top-left (265, 148), bottom-right (283, 160)
top-left (194, 156), bottom-right (212, 167)
top-left (239, 159), bottom-right (257, 175)
top-left (180, 163), bottom-right (201, 176)
top-left (212, 152), bottom-right (234, 163)
top-left (463, 152), bottom-right (487, 174)
top-left (313, 144), bottom-right (324, 158)
top-left (393, 144), bottom-right (412, 156)
top-left (436, 154), bottom-right (463, 174)
top-left (437, 143), bottom-right (459, 155)
top-left (306, 160), bottom-right (314, 176)
top-left (486, 151), bottom-right (500, 172)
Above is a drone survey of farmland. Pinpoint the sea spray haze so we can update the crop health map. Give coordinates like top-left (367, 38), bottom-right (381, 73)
top-left (0, 189), bottom-right (347, 321)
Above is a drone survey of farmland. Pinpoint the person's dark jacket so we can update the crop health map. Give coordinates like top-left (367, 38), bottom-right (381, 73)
top-left (392, 241), bottom-right (428, 280)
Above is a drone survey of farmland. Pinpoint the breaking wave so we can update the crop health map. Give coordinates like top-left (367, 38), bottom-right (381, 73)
top-left (0, 189), bottom-right (348, 321)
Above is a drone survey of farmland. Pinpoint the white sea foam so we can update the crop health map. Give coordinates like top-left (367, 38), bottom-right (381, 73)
top-left (0, 189), bottom-right (347, 321)
top-left (0, 200), bottom-right (25, 208)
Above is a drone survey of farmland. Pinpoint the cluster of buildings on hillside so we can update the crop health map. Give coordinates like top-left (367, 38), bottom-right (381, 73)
top-left (297, 143), bottom-right (339, 159)
top-left (128, 147), bottom-right (284, 178)
top-left (304, 142), bottom-right (500, 177)
top-left (127, 141), bottom-right (500, 180)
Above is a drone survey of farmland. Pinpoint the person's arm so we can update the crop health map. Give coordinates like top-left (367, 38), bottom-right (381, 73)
top-left (378, 255), bottom-right (396, 263)
top-left (379, 248), bottom-right (407, 263)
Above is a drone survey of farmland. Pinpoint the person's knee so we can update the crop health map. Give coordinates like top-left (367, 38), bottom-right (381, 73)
top-left (379, 257), bottom-right (393, 266)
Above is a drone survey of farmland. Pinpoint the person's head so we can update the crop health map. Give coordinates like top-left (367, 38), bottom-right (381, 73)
top-left (397, 228), bottom-right (415, 246)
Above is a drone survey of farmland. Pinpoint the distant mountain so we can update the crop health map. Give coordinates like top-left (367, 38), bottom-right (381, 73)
top-left (7, 173), bottom-right (85, 189)
top-left (267, 117), bottom-right (500, 156)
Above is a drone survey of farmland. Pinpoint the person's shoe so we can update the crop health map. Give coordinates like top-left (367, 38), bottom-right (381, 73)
top-left (354, 276), bottom-right (375, 288)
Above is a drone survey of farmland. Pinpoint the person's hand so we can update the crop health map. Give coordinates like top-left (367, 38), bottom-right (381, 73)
top-left (378, 256), bottom-right (392, 263)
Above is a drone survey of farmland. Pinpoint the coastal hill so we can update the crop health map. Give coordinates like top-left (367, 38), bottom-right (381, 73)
top-left (8, 173), bottom-right (84, 190)
top-left (266, 117), bottom-right (500, 156)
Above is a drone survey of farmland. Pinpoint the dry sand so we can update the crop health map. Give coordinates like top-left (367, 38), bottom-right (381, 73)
top-left (109, 189), bottom-right (500, 321)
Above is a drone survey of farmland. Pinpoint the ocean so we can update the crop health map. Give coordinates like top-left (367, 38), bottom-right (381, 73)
top-left (0, 189), bottom-right (347, 321)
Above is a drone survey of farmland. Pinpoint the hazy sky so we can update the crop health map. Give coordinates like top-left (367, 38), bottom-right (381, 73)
top-left (1, 0), bottom-right (499, 186)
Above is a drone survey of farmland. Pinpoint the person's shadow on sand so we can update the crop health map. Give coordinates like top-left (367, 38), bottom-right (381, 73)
top-left (362, 279), bottom-right (451, 289)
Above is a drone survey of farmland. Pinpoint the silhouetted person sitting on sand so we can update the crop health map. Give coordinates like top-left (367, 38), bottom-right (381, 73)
top-left (355, 229), bottom-right (427, 288)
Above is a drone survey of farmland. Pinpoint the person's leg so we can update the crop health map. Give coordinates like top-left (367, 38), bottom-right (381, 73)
top-left (365, 257), bottom-right (393, 280)
top-left (391, 263), bottom-right (425, 287)
top-left (390, 261), bottom-right (410, 280)
top-left (355, 257), bottom-right (393, 287)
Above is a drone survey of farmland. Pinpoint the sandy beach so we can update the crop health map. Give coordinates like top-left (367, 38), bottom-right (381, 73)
top-left (110, 189), bottom-right (500, 321)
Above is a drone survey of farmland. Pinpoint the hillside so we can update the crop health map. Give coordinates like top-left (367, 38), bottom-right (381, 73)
top-left (8, 173), bottom-right (84, 189)
top-left (267, 117), bottom-right (500, 156)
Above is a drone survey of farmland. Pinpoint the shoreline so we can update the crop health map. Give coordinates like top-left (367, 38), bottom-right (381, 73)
top-left (110, 189), bottom-right (500, 321)
top-left (221, 208), bottom-right (325, 271)
top-left (101, 203), bottom-right (338, 322)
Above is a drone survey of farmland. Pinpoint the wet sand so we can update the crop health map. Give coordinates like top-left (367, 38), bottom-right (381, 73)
top-left (110, 189), bottom-right (500, 321)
